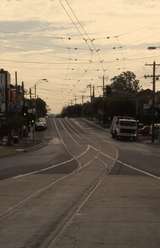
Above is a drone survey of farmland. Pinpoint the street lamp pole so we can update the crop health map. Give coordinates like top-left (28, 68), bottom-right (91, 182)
top-left (34, 78), bottom-right (48, 120)
top-left (30, 79), bottom-right (48, 142)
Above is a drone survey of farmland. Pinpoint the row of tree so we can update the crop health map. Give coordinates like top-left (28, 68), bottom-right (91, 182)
top-left (61, 71), bottom-right (160, 126)
top-left (0, 96), bottom-right (48, 143)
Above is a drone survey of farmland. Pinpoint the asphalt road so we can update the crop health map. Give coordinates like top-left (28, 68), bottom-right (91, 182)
top-left (0, 117), bottom-right (160, 248)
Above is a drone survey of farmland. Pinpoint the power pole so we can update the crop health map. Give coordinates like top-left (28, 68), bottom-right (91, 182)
top-left (22, 81), bottom-right (24, 99)
top-left (15, 71), bottom-right (18, 103)
top-left (34, 84), bottom-right (37, 99)
top-left (145, 61), bottom-right (160, 143)
top-left (82, 95), bottom-right (84, 104)
top-left (81, 95), bottom-right (89, 104)
top-left (29, 88), bottom-right (32, 100)
top-left (87, 84), bottom-right (92, 102)
top-left (92, 85), bottom-right (95, 99)
top-left (103, 75), bottom-right (105, 97)
top-left (22, 81), bottom-right (25, 116)
top-left (100, 75), bottom-right (107, 126)
top-left (98, 75), bottom-right (108, 97)
top-left (74, 96), bottom-right (77, 105)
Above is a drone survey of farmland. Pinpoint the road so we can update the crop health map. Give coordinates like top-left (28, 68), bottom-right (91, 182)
top-left (0, 117), bottom-right (160, 248)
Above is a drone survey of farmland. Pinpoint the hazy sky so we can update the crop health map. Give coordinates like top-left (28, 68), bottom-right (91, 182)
top-left (0, 0), bottom-right (160, 113)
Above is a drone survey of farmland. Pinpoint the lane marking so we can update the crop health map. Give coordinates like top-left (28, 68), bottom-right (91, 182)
top-left (0, 173), bottom-right (75, 221)
top-left (70, 119), bottom-right (159, 180)
top-left (76, 119), bottom-right (160, 179)
top-left (0, 150), bottom-right (99, 221)
top-left (71, 119), bottom-right (119, 166)
top-left (117, 159), bottom-right (160, 180)
top-left (13, 119), bottom-right (91, 180)
top-left (90, 144), bottom-right (160, 180)
top-left (13, 145), bottom-right (91, 179)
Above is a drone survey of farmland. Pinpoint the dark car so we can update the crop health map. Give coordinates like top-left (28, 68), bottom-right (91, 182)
top-left (138, 125), bottom-right (151, 136)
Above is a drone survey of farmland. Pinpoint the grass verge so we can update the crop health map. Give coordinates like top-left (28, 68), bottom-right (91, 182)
top-left (0, 147), bottom-right (16, 158)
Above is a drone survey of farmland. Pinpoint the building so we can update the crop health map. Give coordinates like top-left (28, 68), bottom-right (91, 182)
top-left (0, 69), bottom-right (10, 116)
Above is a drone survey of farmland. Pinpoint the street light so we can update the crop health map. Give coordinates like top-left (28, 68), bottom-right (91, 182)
top-left (34, 78), bottom-right (48, 100)
top-left (30, 78), bottom-right (48, 142)
top-left (34, 78), bottom-right (48, 118)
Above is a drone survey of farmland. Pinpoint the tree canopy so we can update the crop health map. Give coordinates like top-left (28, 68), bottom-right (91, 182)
top-left (111, 71), bottom-right (141, 94)
top-left (61, 71), bottom-right (160, 125)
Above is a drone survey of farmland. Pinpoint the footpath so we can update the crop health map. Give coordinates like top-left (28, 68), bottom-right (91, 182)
top-left (0, 117), bottom-right (55, 159)
top-left (0, 135), bottom-right (42, 158)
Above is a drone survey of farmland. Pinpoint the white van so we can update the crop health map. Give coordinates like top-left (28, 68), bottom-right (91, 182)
top-left (111, 116), bottom-right (137, 140)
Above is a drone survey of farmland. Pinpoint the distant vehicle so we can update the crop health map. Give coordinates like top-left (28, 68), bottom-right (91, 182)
top-left (138, 125), bottom-right (151, 136)
top-left (35, 117), bottom-right (47, 131)
top-left (111, 116), bottom-right (137, 140)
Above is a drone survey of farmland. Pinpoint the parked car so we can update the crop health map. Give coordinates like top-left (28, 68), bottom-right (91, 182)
top-left (138, 124), bottom-right (160, 138)
top-left (138, 125), bottom-right (151, 136)
top-left (35, 119), bottom-right (47, 131)
top-left (110, 116), bottom-right (137, 140)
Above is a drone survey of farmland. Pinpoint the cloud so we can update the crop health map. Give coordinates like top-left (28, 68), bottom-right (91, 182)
top-left (0, 20), bottom-right (78, 34)
top-left (0, 20), bottom-right (48, 33)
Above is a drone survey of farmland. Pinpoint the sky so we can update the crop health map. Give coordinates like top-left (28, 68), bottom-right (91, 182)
top-left (0, 0), bottom-right (160, 113)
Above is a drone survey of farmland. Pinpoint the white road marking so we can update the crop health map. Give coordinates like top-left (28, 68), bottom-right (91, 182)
top-left (90, 144), bottom-right (160, 180)
top-left (71, 120), bottom-right (160, 180)
top-left (117, 159), bottom-right (160, 180)
top-left (1, 150), bottom-right (99, 221)
top-left (13, 145), bottom-right (91, 180)
top-left (0, 173), bottom-right (75, 221)
top-left (12, 119), bottom-right (91, 180)
top-left (69, 119), bottom-right (119, 172)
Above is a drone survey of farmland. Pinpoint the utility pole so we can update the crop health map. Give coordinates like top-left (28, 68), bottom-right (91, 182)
top-left (82, 95), bottom-right (84, 104)
top-left (103, 75), bottom-right (105, 97)
top-left (92, 85), bottom-right (95, 99)
top-left (145, 61), bottom-right (160, 143)
top-left (81, 95), bottom-right (89, 104)
top-left (74, 96), bottom-right (77, 105)
top-left (98, 75), bottom-right (108, 97)
top-left (87, 84), bottom-right (92, 102)
top-left (15, 71), bottom-right (18, 87)
top-left (29, 88), bottom-right (32, 100)
top-left (22, 81), bottom-right (25, 117)
top-left (22, 81), bottom-right (24, 100)
top-left (34, 84), bottom-right (37, 99)
top-left (15, 71), bottom-right (18, 103)
top-left (99, 75), bottom-right (107, 126)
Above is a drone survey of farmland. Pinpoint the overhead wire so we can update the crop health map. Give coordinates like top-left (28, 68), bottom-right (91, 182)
top-left (58, 0), bottom-right (93, 52)
top-left (63, 0), bottom-right (105, 73)
top-left (58, 0), bottom-right (97, 99)
top-left (58, 0), bottom-right (104, 96)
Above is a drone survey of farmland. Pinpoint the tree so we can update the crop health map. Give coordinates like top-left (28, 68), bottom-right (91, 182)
top-left (35, 97), bottom-right (47, 118)
top-left (111, 71), bottom-right (141, 95)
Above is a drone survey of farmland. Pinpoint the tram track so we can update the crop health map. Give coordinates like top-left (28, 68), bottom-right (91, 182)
top-left (0, 118), bottom-right (98, 222)
top-left (1, 118), bottom-right (158, 248)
